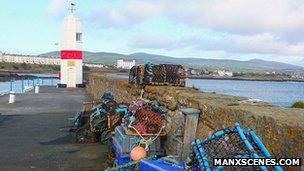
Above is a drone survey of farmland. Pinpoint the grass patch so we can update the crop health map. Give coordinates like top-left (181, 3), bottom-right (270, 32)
top-left (228, 101), bottom-right (240, 106)
top-left (291, 101), bottom-right (304, 109)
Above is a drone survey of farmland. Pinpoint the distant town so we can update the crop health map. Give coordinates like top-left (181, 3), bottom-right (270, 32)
top-left (187, 68), bottom-right (304, 81)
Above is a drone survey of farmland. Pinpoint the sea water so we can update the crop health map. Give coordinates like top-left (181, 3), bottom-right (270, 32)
top-left (187, 79), bottom-right (304, 107)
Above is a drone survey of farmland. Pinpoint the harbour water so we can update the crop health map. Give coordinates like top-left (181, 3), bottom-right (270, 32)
top-left (187, 79), bottom-right (304, 107)
top-left (0, 73), bottom-right (58, 95)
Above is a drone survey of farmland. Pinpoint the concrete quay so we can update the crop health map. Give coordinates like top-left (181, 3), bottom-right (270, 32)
top-left (0, 87), bottom-right (109, 171)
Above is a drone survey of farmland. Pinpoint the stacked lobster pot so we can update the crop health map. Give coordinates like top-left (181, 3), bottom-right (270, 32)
top-left (69, 92), bottom-right (127, 143)
top-left (129, 62), bottom-right (186, 86)
top-left (111, 98), bottom-right (166, 166)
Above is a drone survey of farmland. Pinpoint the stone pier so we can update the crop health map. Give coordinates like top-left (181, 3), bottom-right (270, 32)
top-left (86, 74), bottom-right (304, 161)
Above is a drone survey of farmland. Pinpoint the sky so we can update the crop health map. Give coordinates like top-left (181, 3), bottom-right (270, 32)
top-left (1, 0), bottom-right (304, 64)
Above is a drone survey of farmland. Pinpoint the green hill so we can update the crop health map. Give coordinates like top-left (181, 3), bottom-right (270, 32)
top-left (40, 51), bottom-right (304, 72)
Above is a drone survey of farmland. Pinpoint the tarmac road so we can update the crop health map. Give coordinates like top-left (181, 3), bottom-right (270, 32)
top-left (0, 87), bottom-right (109, 171)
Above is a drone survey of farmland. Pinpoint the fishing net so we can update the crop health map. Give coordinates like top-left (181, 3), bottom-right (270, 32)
top-left (72, 92), bottom-right (125, 143)
top-left (129, 66), bottom-right (137, 84)
top-left (128, 98), bottom-right (147, 113)
top-left (131, 106), bottom-right (163, 134)
top-left (136, 66), bottom-right (144, 85)
top-left (124, 98), bottom-right (166, 136)
top-left (143, 62), bottom-right (154, 84)
top-left (164, 64), bottom-right (186, 86)
top-left (201, 131), bottom-right (259, 170)
top-left (99, 91), bottom-right (115, 102)
top-left (151, 65), bottom-right (166, 83)
top-left (128, 63), bottom-right (186, 86)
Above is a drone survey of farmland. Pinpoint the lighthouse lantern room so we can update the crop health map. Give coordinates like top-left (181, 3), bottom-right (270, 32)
top-left (58, 3), bottom-right (83, 88)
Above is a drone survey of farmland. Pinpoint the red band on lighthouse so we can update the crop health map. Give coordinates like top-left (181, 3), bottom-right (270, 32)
top-left (60, 50), bottom-right (82, 59)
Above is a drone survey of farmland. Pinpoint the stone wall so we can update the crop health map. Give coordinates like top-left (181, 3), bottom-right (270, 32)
top-left (86, 74), bottom-right (304, 160)
top-left (86, 73), bottom-right (141, 102)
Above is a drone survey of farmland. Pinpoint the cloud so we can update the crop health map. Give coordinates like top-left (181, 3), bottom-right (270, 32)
top-left (130, 31), bottom-right (304, 56)
top-left (86, 1), bottom-right (164, 28)
top-left (168, 0), bottom-right (304, 44)
top-left (84, 0), bottom-right (304, 60)
top-left (169, 0), bottom-right (303, 32)
top-left (206, 33), bottom-right (304, 56)
top-left (86, 0), bottom-right (304, 36)
top-left (46, 0), bottom-right (69, 17)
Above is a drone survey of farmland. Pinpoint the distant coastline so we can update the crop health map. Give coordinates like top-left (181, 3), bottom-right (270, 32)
top-left (0, 70), bottom-right (57, 82)
top-left (187, 75), bottom-right (304, 82)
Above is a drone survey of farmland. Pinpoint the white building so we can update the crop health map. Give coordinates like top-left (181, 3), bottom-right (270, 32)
top-left (83, 63), bottom-right (104, 68)
top-left (213, 70), bottom-right (233, 77)
top-left (117, 59), bottom-right (135, 69)
top-left (0, 51), bottom-right (60, 65)
top-left (58, 4), bottom-right (83, 88)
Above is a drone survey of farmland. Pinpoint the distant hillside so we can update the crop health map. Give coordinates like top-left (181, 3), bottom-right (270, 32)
top-left (297, 59), bottom-right (304, 67)
top-left (40, 51), bottom-right (304, 72)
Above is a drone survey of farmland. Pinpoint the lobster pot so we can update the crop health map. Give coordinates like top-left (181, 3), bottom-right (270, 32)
top-left (132, 106), bottom-right (165, 135)
top-left (164, 64), bottom-right (185, 85)
top-left (191, 124), bottom-right (282, 171)
top-left (124, 98), bottom-right (167, 137)
top-left (100, 100), bottom-right (124, 132)
top-left (136, 66), bottom-right (144, 85)
top-left (129, 63), bottom-right (186, 86)
top-left (112, 126), bottom-right (163, 157)
top-left (128, 66), bottom-right (137, 84)
top-left (151, 65), bottom-right (166, 83)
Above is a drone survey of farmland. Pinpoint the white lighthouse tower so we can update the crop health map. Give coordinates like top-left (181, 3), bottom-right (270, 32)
top-left (58, 3), bottom-right (83, 88)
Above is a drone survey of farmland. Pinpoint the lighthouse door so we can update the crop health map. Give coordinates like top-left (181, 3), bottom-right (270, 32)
top-left (67, 69), bottom-right (76, 88)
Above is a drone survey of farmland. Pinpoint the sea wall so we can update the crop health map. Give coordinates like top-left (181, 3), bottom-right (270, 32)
top-left (86, 74), bottom-right (304, 160)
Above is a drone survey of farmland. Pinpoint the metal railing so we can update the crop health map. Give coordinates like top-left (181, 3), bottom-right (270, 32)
top-left (1, 77), bottom-right (59, 94)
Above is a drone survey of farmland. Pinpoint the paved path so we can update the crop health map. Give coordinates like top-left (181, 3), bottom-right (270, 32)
top-left (0, 87), bottom-right (109, 171)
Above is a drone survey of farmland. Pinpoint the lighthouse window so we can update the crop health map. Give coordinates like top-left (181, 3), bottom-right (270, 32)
top-left (76, 33), bottom-right (82, 41)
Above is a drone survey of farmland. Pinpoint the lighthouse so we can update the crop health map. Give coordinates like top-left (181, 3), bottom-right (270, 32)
top-left (58, 3), bottom-right (83, 88)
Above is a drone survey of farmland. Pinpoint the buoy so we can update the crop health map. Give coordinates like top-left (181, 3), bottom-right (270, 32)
top-left (130, 146), bottom-right (147, 160)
